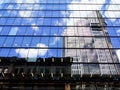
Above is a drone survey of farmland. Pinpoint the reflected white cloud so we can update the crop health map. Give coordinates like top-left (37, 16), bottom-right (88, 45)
top-left (116, 50), bottom-right (120, 62)
top-left (16, 43), bottom-right (48, 58)
top-left (117, 29), bottom-right (120, 36)
top-left (9, 27), bottom-right (18, 35)
top-left (67, 0), bottom-right (105, 25)
top-left (104, 0), bottom-right (120, 22)
top-left (16, 0), bottom-right (39, 3)
top-left (19, 11), bottom-right (32, 17)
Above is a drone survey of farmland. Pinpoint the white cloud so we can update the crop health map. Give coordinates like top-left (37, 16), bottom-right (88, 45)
top-left (17, 0), bottom-right (40, 17)
top-left (16, 0), bottom-right (39, 3)
top-left (104, 0), bottom-right (120, 21)
top-left (9, 27), bottom-right (19, 35)
top-left (116, 50), bottom-right (120, 62)
top-left (116, 29), bottom-right (120, 36)
top-left (0, 0), bottom-right (5, 4)
top-left (19, 11), bottom-right (32, 17)
top-left (66, 0), bottom-right (105, 25)
top-left (16, 43), bottom-right (48, 58)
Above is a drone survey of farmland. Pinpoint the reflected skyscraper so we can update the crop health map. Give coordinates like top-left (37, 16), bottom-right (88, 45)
top-left (63, 11), bottom-right (119, 75)
top-left (0, 0), bottom-right (120, 89)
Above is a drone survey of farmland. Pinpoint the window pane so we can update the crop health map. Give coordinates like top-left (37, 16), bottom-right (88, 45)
top-left (9, 27), bottom-right (18, 35)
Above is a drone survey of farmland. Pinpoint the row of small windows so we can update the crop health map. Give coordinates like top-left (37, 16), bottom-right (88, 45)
top-left (0, 26), bottom-right (64, 35)
top-left (0, 17), bottom-right (117, 25)
top-left (0, 64), bottom-right (119, 75)
top-left (0, 36), bottom-right (119, 48)
top-left (71, 64), bottom-right (120, 75)
top-left (1, 4), bottom-right (120, 10)
top-left (0, 48), bottom-right (118, 59)
top-left (0, 10), bottom-right (120, 18)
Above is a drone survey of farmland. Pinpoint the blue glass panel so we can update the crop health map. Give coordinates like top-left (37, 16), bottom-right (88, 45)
top-left (10, 10), bottom-right (18, 17)
top-left (6, 18), bottom-right (15, 25)
top-left (4, 10), bottom-right (10, 17)
top-left (57, 37), bottom-right (62, 47)
top-left (0, 49), bottom-right (10, 57)
top-left (59, 5), bottom-right (66, 10)
top-left (30, 37), bottom-right (41, 47)
top-left (52, 11), bottom-right (60, 17)
top-left (8, 49), bottom-right (18, 57)
top-left (21, 37), bottom-right (32, 47)
top-left (3, 37), bottom-right (15, 47)
top-left (37, 11), bottom-right (44, 17)
top-left (0, 26), bottom-right (10, 35)
top-left (21, 18), bottom-right (29, 25)
top-left (45, 11), bottom-right (52, 17)
top-left (0, 36), bottom-right (6, 47)
top-left (40, 37), bottom-right (49, 46)
top-left (13, 18), bottom-right (22, 25)
top-left (46, 5), bottom-right (53, 10)
top-left (57, 49), bottom-right (62, 57)
top-left (16, 27), bottom-right (26, 35)
top-left (50, 27), bottom-right (59, 35)
top-left (0, 10), bottom-right (4, 16)
top-left (25, 27), bottom-right (34, 35)
top-left (0, 27), bottom-right (2, 33)
top-left (43, 18), bottom-right (51, 25)
top-left (49, 37), bottom-right (54, 46)
top-left (36, 18), bottom-right (44, 25)
top-left (13, 36), bottom-right (23, 47)
top-left (42, 27), bottom-right (51, 35)
top-left (51, 18), bottom-right (60, 26)
top-left (0, 18), bottom-right (7, 25)
top-left (111, 38), bottom-right (120, 48)
top-left (33, 11), bottom-right (39, 17)
top-left (0, 4), bottom-right (8, 9)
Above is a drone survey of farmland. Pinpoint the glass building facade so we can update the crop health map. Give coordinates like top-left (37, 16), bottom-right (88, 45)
top-left (0, 0), bottom-right (120, 89)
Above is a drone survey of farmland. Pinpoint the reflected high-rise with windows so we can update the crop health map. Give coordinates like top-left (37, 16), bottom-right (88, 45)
top-left (63, 11), bottom-right (119, 76)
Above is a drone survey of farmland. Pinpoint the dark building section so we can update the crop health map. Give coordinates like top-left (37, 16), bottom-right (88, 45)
top-left (0, 57), bottom-right (120, 90)
top-left (0, 57), bottom-right (73, 90)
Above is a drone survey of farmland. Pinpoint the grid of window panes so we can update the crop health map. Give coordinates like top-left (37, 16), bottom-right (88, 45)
top-left (0, 0), bottom-right (120, 76)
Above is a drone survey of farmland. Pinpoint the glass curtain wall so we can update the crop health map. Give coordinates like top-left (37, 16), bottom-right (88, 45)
top-left (0, 0), bottom-right (120, 80)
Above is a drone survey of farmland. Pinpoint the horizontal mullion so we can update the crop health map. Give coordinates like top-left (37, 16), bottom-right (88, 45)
top-left (0, 47), bottom-right (119, 49)
top-left (1, 3), bottom-right (120, 5)
top-left (0, 16), bottom-right (120, 19)
top-left (0, 35), bottom-right (120, 37)
top-left (71, 62), bottom-right (120, 64)
top-left (1, 9), bottom-right (120, 11)
top-left (0, 25), bottom-right (119, 27)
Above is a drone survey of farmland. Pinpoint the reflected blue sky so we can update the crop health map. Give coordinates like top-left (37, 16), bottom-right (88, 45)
top-left (0, 0), bottom-right (120, 61)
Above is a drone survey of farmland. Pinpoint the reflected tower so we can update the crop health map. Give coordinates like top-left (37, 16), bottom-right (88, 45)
top-left (63, 11), bottom-right (119, 75)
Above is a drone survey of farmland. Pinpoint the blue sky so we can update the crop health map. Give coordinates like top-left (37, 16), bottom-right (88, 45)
top-left (0, 0), bottom-right (120, 61)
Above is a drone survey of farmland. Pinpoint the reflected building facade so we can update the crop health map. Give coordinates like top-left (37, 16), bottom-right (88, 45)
top-left (63, 11), bottom-right (119, 75)
top-left (0, 0), bottom-right (120, 89)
